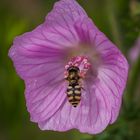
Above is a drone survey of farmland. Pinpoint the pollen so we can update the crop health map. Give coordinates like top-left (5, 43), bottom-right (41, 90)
top-left (64, 56), bottom-right (91, 79)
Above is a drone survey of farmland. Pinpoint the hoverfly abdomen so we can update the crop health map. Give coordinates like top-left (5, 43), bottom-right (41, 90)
top-left (67, 84), bottom-right (81, 107)
top-left (65, 66), bottom-right (82, 107)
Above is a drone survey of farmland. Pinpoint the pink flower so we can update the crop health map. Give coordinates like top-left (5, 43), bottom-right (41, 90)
top-left (128, 37), bottom-right (140, 64)
top-left (9, 0), bottom-right (128, 134)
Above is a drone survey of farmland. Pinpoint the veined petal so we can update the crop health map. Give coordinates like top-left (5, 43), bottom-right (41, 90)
top-left (44, 0), bottom-right (89, 46)
top-left (46, 0), bottom-right (87, 27)
top-left (26, 82), bottom-right (67, 122)
top-left (74, 16), bottom-right (129, 124)
top-left (38, 81), bottom-right (111, 134)
top-left (74, 16), bottom-right (99, 43)
top-left (96, 35), bottom-right (129, 123)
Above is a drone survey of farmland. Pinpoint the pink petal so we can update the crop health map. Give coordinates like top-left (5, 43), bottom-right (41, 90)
top-left (38, 81), bottom-right (111, 134)
top-left (9, 25), bottom-right (67, 122)
top-left (44, 0), bottom-right (88, 46)
top-left (128, 37), bottom-right (140, 63)
top-left (95, 34), bottom-right (129, 123)
top-left (74, 16), bottom-right (99, 43)
top-left (26, 81), bottom-right (67, 122)
top-left (74, 15), bottom-right (128, 124)
top-left (46, 0), bottom-right (87, 27)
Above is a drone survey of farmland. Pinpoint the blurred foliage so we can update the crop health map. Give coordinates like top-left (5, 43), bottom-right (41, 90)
top-left (0, 0), bottom-right (140, 140)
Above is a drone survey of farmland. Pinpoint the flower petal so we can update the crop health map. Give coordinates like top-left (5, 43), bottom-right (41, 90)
top-left (26, 81), bottom-right (67, 122)
top-left (128, 37), bottom-right (140, 63)
top-left (38, 81), bottom-right (111, 134)
top-left (46, 0), bottom-right (87, 27)
top-left (74, 16), bottom-right (129, 124)
top-left (8, 18), bottom-right (69, 123)
top-left (44, 0), bottom-right (89, 47)
top-left (74, 16), bottom-right (98, 43)
top-left (95, 34), bottom-right (129, 123)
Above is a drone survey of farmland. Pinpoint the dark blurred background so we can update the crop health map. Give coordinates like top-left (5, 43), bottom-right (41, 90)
top-left (0, 0), bottom-right (140, 140)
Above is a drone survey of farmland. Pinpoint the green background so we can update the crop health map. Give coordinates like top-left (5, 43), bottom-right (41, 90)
top-left (0, 0), bottom-right (140, 140)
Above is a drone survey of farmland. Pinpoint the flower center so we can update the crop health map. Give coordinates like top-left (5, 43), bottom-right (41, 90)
top-left (64, 56), bottom-right (91, 79)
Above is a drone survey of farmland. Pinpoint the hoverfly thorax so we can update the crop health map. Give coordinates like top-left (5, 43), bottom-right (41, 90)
top-left (67, 66), bottom-right (80, 85)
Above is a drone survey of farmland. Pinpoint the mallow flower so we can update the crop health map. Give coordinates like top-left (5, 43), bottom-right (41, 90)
top-left (128, 37), bottom-right (140, 64)
top-left (9, 0), bottom-right (128, 134)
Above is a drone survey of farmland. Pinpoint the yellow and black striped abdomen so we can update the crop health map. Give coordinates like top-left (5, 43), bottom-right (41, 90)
top-left (67, 85), bottom-right (81, 107)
